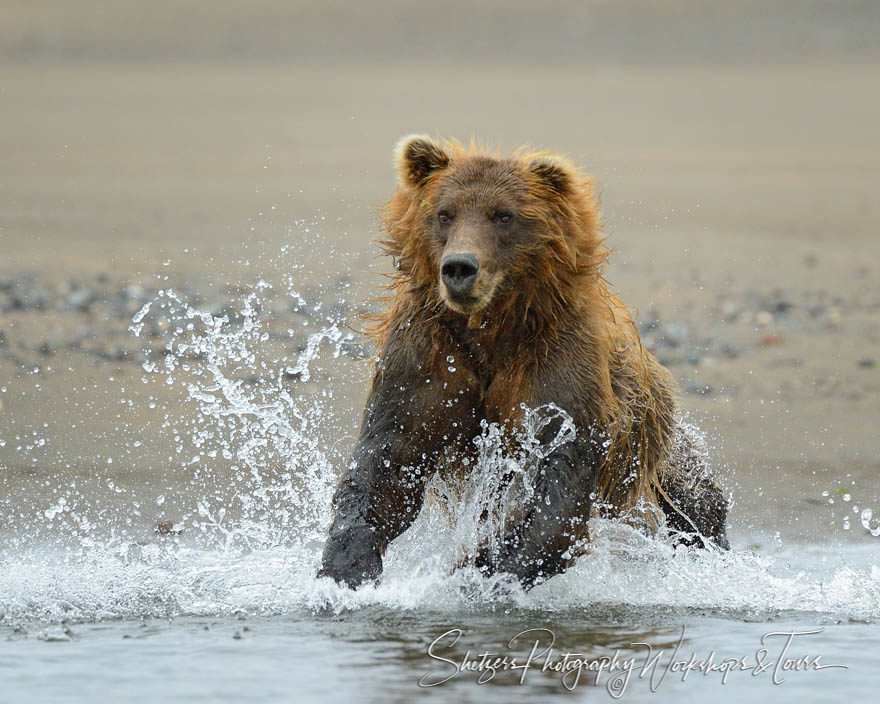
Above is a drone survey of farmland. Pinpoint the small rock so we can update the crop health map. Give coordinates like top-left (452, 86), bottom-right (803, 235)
top-left (858, 358), bottom-right (876, 369)
top-left (155, 519), bottom-right (183, 536)
top-left (770, 299), bottom-right (793, 315)
top-left (823, 307), bottom-right (842, 326)
top-left (719, 300), bottom-right (739, 318)
top-left (755, 311), bottom-right (774, 327)
top-left (13, 285), bottom-right (49, 310)
top-left (719, 343), bottom-right (742, 359)
top-left (662, 321), bottom-right (688, 347)
top-left (65, 288), bottom-right (93, 311)
top-left (760, 334), bottom-right (783, 346)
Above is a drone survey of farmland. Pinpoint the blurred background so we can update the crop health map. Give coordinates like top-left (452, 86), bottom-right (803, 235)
top-left (1, 1), bottom-right (879, 540)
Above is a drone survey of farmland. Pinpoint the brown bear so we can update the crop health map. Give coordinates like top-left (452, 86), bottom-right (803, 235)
top-left (318, 136), bottom-right (729, 589)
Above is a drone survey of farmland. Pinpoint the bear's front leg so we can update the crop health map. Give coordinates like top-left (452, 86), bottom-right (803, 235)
top-left (317, 431), bottom-right (423, 588)
top-left (318, 334), bottom-right (473, 589)
top-left (474, 434), bottom-right (599, 589)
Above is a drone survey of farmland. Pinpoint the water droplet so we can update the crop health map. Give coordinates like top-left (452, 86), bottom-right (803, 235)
top-left (861, 508), bottom-right (880, 537)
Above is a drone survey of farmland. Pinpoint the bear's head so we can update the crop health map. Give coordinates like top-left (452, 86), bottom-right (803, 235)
top-left (384, 135), bottom-right (606, 327)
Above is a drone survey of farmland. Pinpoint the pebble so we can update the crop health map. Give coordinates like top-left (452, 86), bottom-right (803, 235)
top-left (824, 307), bottom-right (843, 326)
top-left (155, 519), bottom-right (184, 535)
top-left (719, 343), bottom-right (742, 359)
top-left (755, 311), bottom-right (774, 326)
top-left (719, 300), bottom-right (739, 318)
top-left (858, 358), bottom-right (876, 369)
top-left (662, 322), bottom-right (688, 348)
top-left (65, 288), bottom-right (93, 311)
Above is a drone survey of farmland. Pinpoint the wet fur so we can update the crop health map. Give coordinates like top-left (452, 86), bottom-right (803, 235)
top-left (319, 137), bottom-right (729, 589)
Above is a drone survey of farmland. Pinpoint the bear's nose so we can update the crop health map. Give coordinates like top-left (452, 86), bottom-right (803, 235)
top-left (441, 253), bottom-right (480, 295)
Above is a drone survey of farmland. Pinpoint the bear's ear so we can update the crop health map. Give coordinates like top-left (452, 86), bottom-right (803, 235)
top-left (529, 155), bottom-right (576, 195)
top-left (394, 134), bottom-right (451, 188)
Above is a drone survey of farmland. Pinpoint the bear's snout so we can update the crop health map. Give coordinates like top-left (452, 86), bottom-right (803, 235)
top-left (441, 253), bottom-right (480, 297)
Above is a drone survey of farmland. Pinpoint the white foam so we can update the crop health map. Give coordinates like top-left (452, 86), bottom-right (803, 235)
top-left (1, 524), bottom-right (878, 626)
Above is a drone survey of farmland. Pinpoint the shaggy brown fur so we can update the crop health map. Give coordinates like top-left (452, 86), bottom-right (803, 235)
top-left (318, 136), bottom-right (729, 589)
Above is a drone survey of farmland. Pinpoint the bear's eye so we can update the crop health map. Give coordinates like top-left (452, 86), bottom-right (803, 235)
top-left (492, 212), bottom-right (513, 225)
top-left (438, 211), bottom-right (453, 225)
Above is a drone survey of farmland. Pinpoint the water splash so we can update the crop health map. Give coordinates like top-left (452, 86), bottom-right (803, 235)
top-left (130, 284), bottom-right (356, 553)
top-left (862, 508), bottom-right (880, 537)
